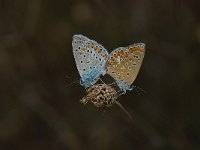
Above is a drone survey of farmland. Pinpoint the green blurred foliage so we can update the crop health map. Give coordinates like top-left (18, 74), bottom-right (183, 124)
top-left (0, 0), bottom-right (199, 150)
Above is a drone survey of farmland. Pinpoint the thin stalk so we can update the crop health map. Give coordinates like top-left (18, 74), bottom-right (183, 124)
top-left (115, 101), bottom-right (144, 150)
top-left (115, 101), bottom-right (134, 121)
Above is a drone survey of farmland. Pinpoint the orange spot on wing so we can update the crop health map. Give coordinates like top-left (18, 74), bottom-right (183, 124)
top-left (138, 48), bottom-right (144, 52)
top-left (116, 51), bottom-right (124, 56)
top-left (107, 60), bottom-right (113, 65)
top-left (125, 54), bottom-right (129, 58)
top-left (114, 54), bottom-right (118, 58)
top-left (129, 47), bottom-right (135, 53)
top-left (129, 47), bottom-right (145, 53)
top-left (118, 51), bottom-right (124, 55)
top-left (110, 57), bottom-right (115, 61)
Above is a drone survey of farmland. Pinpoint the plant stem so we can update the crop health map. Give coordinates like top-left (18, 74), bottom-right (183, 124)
top-left (115, 101), bottom-right (144, 150)
top-left (115, 101), bottom-right (134, 121)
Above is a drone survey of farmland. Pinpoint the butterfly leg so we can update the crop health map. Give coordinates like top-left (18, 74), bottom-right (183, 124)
top-left (116, 89), bottom-right (126, 96)
top-left (107, 82), bottom-right (116, 86)
top-left (65, 79), bottom-right (80, 88)
top-left (99, 78), bottom-right (116, 86)
top-left (130, 85), bottom-right (147, 94)
top-left (99, 78), bottom-right (106, 84)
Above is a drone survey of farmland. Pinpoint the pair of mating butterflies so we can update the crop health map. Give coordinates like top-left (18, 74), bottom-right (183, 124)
top-left (72, 34), bottom-right (145, 92)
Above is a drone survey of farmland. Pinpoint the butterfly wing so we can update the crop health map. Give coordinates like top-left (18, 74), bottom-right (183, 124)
top-left (106, 43), bottom-right (145, 91)
top-left (72, 34), bottom-right (108, 88)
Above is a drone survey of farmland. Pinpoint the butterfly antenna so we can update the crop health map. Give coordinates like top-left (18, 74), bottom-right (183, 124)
top-left (116, 89), bottom-right (126, 96)
top-left (65, 75), bottom-right (73, 79)
top-left (98, 78), bottom-right (117, 88)
top-left (107, 82), bottom-right (116, 86)
top-left (99, 78), bottom-right (106, 84)
top-left (65, 79), bottom-right (79, 88)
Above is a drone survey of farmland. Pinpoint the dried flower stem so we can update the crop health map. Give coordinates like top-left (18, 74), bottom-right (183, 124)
top-left (115, 101), bottom-right (144, 150)
top-left (115, 101), bottom-right (134, 121)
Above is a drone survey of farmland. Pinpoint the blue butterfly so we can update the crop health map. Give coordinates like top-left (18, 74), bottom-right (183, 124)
top-left (72, 34), bottom-right (108, 88)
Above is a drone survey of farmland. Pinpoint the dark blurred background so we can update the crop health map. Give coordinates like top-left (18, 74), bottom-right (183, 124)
top-left (0, 0), bottom-right (200, 150)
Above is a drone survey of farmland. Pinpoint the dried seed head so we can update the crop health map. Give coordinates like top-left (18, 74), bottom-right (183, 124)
top-left (80, 84), bottom-right (118, 108)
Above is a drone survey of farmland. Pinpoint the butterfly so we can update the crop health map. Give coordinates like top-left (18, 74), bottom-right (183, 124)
top-left (72, 34), bottom-right (108, 88)
top-left (106, 43), bottom-right (145, 92)
top-left (72, 34), bottom-right (145, 92)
